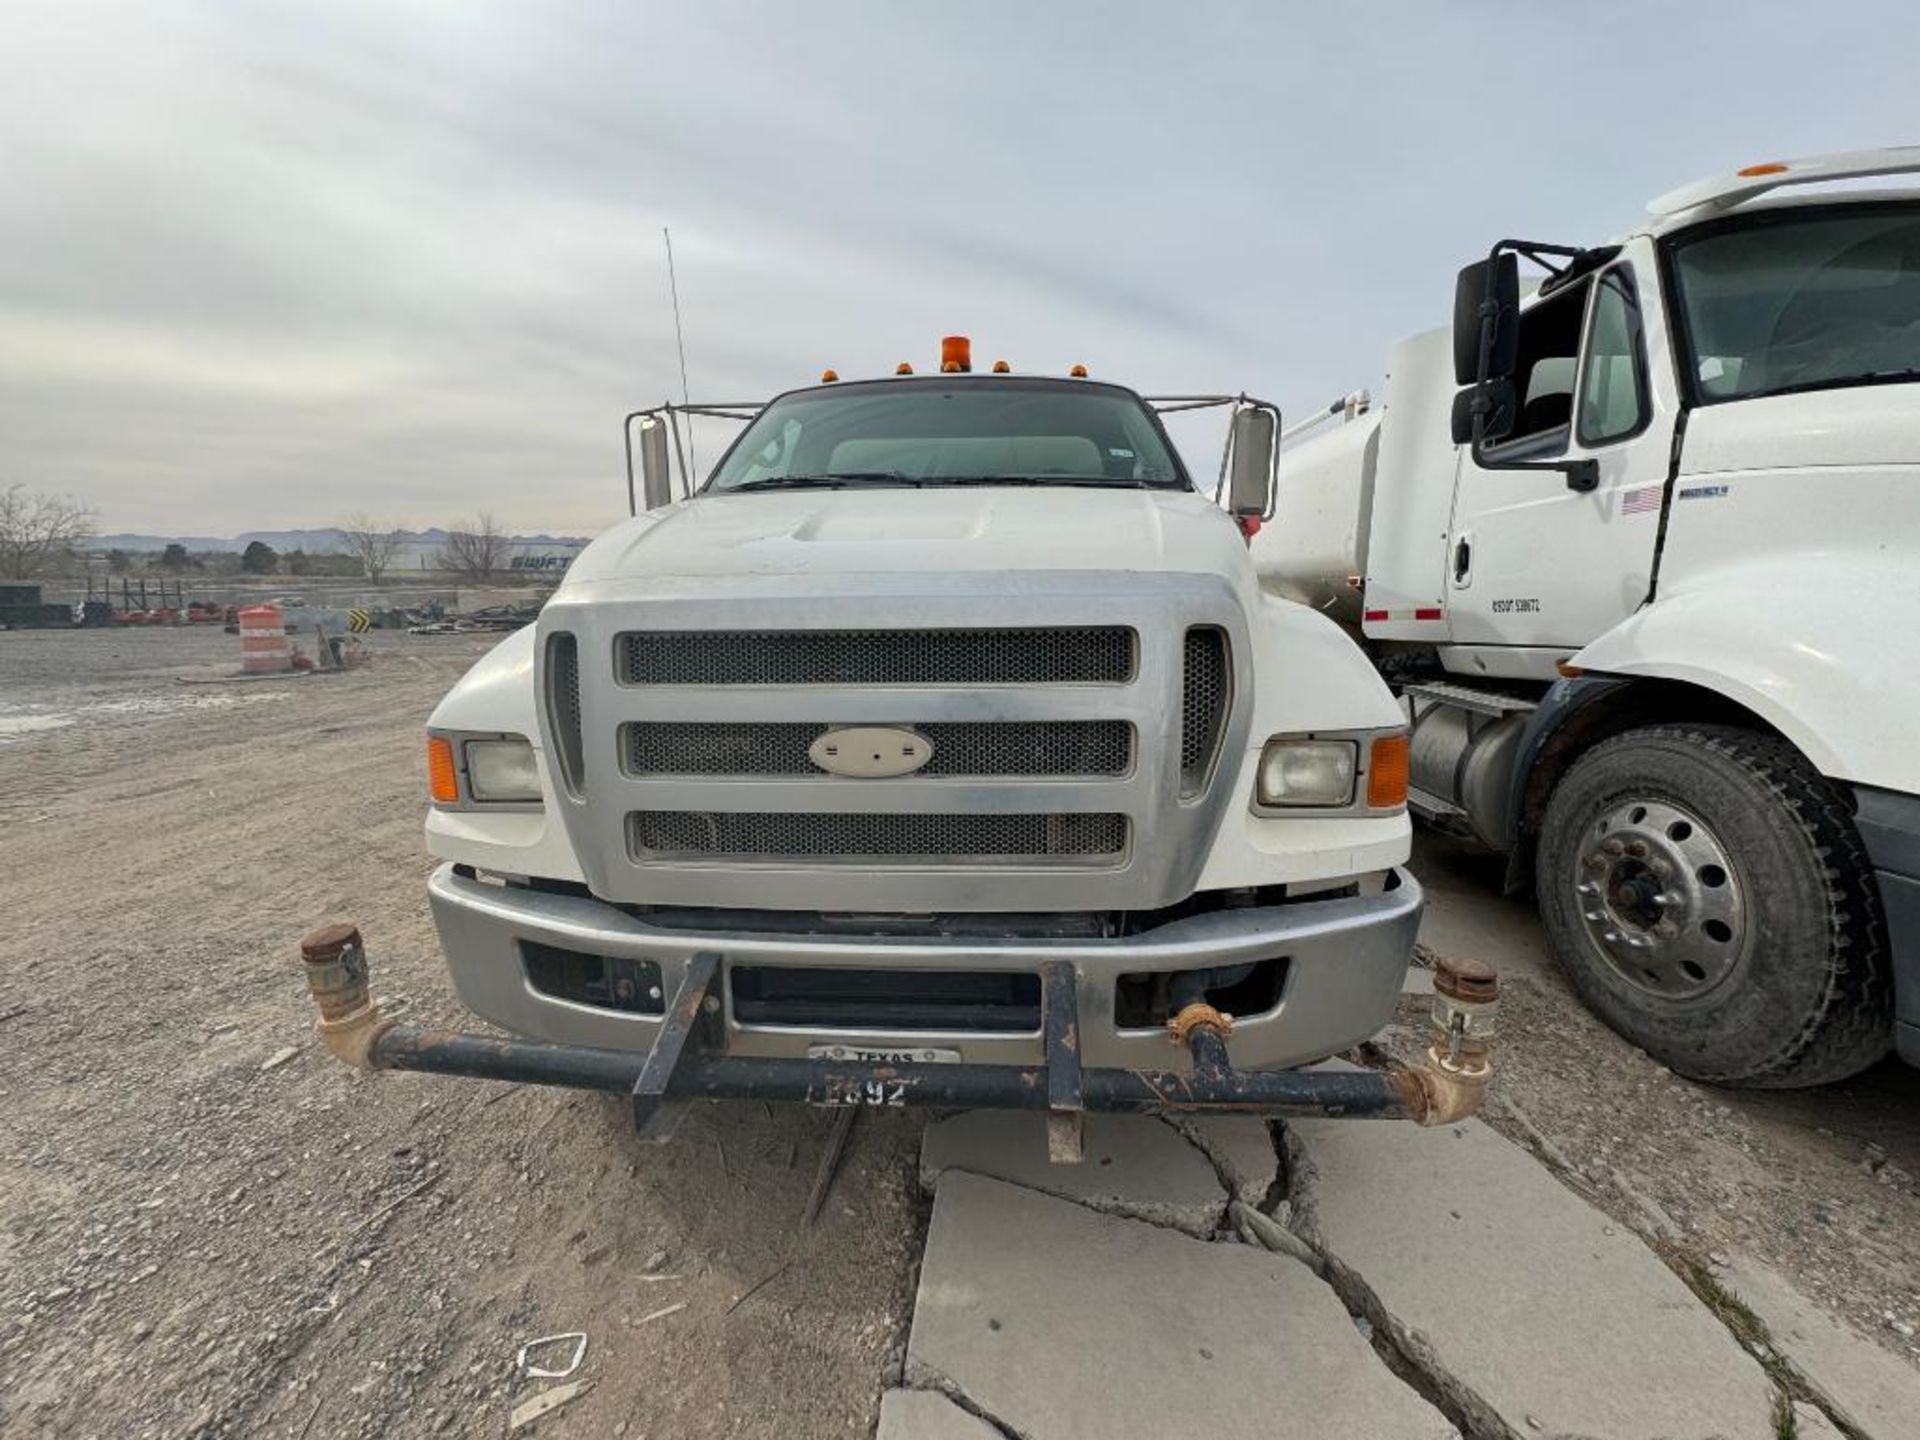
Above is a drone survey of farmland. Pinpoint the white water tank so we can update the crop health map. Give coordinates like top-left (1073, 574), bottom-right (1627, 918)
top-left (1252, 410), bottom-right (1381, 627)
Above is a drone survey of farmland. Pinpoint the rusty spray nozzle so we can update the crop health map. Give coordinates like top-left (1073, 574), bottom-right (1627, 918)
top-left (1409, 955), bottom-right (1499, 1126)
top-left (300, 923), bottom-right (393, 1069)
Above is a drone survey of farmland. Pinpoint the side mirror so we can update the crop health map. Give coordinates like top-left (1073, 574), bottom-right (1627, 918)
top-left (638, 418), bottom-right (675, 511)
top-left (1453, 253), bottom-right (1520, 387)
top-left (1449, 378), bottom-right (1517, 446)
top-left (1228, 407), bottom-right (1276, 519)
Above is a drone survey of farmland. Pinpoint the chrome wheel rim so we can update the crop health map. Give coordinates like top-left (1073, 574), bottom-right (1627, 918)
top-left (1573, 798), bottom-right (1745, 999)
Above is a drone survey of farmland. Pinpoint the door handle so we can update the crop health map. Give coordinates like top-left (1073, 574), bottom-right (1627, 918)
top-left (1453, 536), bottom-right (1473, 584)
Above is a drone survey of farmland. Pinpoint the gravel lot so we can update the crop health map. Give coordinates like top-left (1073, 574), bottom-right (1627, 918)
top-left (1, 624), bottom-right (1914, 1438)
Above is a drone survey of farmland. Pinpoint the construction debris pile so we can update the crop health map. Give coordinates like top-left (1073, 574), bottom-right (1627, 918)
top-left (405, 602), bottom-right (541, 635)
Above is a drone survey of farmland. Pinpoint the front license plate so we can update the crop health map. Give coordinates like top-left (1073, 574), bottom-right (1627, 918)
top-left (808, 1044), bottom-right (962, 1065)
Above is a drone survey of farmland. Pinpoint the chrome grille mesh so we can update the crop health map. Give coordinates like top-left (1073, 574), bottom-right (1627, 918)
top-left (1180, 627), bottom-right (1230, 797)
top-left (620, 628), bottom-right (1134, 686)
top-left (630, 810), bottom-right (1128, 862)
top-left (546, 633), bottom-right (585, 797)
top-left (624, 720), bottom-right (1132, 778)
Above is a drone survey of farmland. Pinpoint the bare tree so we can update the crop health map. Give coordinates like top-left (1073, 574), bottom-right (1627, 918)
top-left (339, 512), bottom-right (407, 583)
top-left (437, 512), bottom-right (509, 584)
top-left (0, 484), bottom-right (96, 580)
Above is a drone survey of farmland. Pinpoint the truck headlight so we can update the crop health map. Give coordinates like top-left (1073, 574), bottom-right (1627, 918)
top-left (1256, 738), bottom-right (1357, 808)
top-left (465, 737), bottom-right (543, 803)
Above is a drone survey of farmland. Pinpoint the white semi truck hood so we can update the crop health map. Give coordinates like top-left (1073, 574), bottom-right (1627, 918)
top-left (556, 485), bottom-right (1250, 592)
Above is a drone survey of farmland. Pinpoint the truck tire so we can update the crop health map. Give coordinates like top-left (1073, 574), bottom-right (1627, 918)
top-left (1534, 723), bottom-right (1891, 1087)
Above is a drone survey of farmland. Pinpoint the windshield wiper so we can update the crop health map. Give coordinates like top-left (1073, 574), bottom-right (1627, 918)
top-left (914, 475), bottom-right (1172, 489)
top-left (728, 471), bottom-right (917, 492)
top-left (727, 472), bottom-right (1181, 493)
top-left (1745, 367), bottom-right (1920, 402)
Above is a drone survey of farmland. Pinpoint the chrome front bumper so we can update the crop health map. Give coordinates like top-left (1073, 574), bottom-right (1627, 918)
top-left (427, 863), bottom-right (1422, 1071)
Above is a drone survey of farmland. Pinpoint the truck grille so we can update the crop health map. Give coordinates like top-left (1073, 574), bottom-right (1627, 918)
top-left (630, 810), bottom-right (1128, 863)
top-left (624, 720), bottom-right (1132, 778)
top-left (1180, 627), bottom-right (1230, 797)
top-left (620, 627), bottom-right (1134, 687)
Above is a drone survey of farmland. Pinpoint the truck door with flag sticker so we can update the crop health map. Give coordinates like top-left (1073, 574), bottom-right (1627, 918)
top-left (1441, 257), bottom-right (1673, 650)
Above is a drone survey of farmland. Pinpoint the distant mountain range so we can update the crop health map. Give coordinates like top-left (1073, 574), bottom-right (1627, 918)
top-left (94, 527), bottom-right (590, 553)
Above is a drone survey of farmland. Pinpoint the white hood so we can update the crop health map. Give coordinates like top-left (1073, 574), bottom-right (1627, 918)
top-left (558, 486), bottom-right (1248, 592)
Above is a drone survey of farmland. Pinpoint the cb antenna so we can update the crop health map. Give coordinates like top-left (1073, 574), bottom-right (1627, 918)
top-left (663, 226), bottom-right (696, 477)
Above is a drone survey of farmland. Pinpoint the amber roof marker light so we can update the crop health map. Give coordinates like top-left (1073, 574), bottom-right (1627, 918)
top-left (896, 362), bottom-right (914, 375)
top-left (940, 335), bottom-right (972, 373)
top-left (820, 368), bottom-right (839, 383)
top-left (1738, 161), bottom-right (1790, 177)
top-left (1069, 363), bottom-right (1088, 378)
top-left (991, 359), bottom-right (1011, 373)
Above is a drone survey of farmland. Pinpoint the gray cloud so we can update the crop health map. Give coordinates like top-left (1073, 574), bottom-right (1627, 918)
top-left (3, 0), bottom-right (1915, 533)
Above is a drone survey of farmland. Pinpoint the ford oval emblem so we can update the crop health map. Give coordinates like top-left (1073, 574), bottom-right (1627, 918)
top-left (809, 726), bottom-right (934, 778)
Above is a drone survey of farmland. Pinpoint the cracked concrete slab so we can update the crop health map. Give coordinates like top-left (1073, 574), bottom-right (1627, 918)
top-left (1162, 1115), bottom-right (1281, 1206)
top-left (877, 1388), bottom-right (1005, 1439)
top-left (1721, 1258), bottom-right (1920, 1439)
top-left (1288, 1116), bottom-right (1779, 1439)
top-left (919, 1111), bottom-right (1271, 1236)
top-left (1792, 1399), bottom-right (1846, 1438)
top-left (909, 1170), bottom-right (1457, 1440)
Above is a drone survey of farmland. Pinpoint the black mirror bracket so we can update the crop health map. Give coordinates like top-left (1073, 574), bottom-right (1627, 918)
top-left (1561, 459), bottom-right (1600, 493)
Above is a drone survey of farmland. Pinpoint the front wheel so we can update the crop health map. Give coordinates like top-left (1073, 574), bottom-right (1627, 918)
top-left (1535, 724), bottom-right (1891, 1087)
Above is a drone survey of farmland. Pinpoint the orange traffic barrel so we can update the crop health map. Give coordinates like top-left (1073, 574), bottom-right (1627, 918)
top-left (238, 604), bottom-right (290, 674)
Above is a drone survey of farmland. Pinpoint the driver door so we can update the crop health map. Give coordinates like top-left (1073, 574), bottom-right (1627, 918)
top-left (1445, 244), bottom-right (1678, 652)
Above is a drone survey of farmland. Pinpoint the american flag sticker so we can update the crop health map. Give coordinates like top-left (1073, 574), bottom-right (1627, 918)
top-left (1620, 485), bottom-right (1663, 515)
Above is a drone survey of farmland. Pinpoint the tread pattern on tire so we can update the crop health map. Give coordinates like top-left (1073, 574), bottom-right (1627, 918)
top-left (1540, 723), bottom-right (1891, 1088)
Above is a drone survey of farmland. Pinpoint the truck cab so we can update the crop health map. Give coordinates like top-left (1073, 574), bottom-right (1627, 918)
top-left (377, 344), bottom-right (1483, 1155)
top-left (1262, 148), bottom-right (1920, 1084)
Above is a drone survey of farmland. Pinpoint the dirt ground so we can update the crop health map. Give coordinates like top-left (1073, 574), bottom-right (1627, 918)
top-left (0, 628), bottom-right (925, 1440)
top-left (1, 625), bottom-right (1915, 1439)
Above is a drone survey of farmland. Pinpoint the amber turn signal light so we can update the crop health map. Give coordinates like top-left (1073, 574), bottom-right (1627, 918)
top-left (1366, 733), bottom-right (1410, 810)
top-left (427, 735), bottom-right (460, 804)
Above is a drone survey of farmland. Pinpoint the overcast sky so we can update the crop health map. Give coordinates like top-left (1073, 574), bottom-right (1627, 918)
top-left (4, 1), bottom-right (1915, 536)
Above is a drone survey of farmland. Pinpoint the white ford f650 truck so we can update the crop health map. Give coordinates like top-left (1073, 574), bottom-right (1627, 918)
top-left (300, 339), bottom-right (1499, 1159)
top-left (1258, 148), bottom-right (1920, 1086)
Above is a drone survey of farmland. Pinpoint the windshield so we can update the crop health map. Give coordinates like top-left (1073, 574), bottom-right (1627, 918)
top-left (1669, 201), bottom-right (1920, 403)
top-left (704, 378), bottom-right (1189, 493)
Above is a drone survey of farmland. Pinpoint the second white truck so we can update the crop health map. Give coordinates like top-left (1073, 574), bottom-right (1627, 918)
top-left (1259, 147), bottom-right (1920, 1086)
